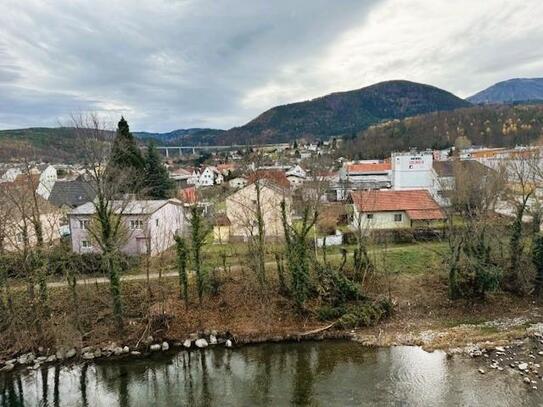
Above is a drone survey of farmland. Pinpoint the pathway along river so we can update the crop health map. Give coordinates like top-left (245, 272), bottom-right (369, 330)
top-left (1, 340), bottom-right (542, 406)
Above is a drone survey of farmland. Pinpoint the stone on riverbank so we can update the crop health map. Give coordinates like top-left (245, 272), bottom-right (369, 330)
top-left (82, 352), bottom-right (94, 360)
top-left (161, 342), bottom-right (170, 351)
top-left (0, 363), bottom-right (14, 372)
top-left (195, 339), bottom-right (208, 348)
top-left (519, 362), bottom-right (528, 371)
top-left (183, 339), bottom-right (192, 348)
top-left (122, 346), bottom-right (130, 354)
top-left (209, 335), bottom-right (217, 345)
top-left (150, 344), bottom-right (161, 352)
top-left (225, 339), bottom-right (233, 348)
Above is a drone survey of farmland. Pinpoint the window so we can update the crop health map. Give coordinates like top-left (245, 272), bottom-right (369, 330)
top-left (155, 219), bottom-right (159, 227)
top-left (366, 214), bottom-right (374, 220)
top-left (16, 233), bottom-right (24, 243)
top-left (79, 219), bottom-right (90, 230)
top-left (130, 219), bottom-right (144, 230)
top-left (81, 240), bottom-right (91, 248)
top-left (394, 213), bottom-right (403, 222)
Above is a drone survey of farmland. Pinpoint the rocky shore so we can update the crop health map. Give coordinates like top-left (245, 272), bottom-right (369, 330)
top-left (0, 329), bottom-right (352, 374)
top-left (2, 317), bottom-right (543, 378)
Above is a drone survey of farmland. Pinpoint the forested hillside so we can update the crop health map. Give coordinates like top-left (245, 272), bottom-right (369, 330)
top-left (344, 104), bottom-right (543, 159)
top-left (220, 80), bottom-right (471, 144)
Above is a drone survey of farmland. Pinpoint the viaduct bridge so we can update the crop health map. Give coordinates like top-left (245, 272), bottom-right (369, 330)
top-left (153, 143), bottom-right (290, 158)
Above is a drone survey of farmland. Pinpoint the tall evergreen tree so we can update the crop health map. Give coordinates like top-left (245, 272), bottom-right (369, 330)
top-left (108, 117), bottom-right (145, 193)
top-left (143, 141), bottom-right (174, 199)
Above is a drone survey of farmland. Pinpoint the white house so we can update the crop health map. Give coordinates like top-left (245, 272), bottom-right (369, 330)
top-left (69, 199), bottom-right (185, 256)
top-left (198, 166), bottom-right (224, 187)
top-left (229, 177), bottom-right (248, 189)
top-left (1, 168), bottom-right (22, 183)
top-left (286, 165), bottom-right (307, 179)
top-left (350, 189), bottom-right (446, 231)
top-left (36, 165), bottom-right (57, 200)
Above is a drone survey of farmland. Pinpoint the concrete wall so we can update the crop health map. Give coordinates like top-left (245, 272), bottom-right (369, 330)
top-left (392, 152), bottom-right (433, 190)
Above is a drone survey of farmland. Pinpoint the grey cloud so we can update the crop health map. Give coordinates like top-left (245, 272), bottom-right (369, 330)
top-left (0, 0), bottom-right (381, 131)
top-left (1, 0), bottom-right (542, 132)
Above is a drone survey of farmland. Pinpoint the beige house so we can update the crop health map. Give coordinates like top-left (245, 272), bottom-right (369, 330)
top-left (350, 190), bottom-right (446, 231)
top-left (226, 180), bottom-right (291, 241)
top-left (0, 178), bottom-right (62, 252)
top-left (212, 213), bottom-right (231, 243)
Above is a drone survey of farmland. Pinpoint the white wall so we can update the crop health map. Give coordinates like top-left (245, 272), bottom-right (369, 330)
top-left (392, 152), bottom-right (434, 190)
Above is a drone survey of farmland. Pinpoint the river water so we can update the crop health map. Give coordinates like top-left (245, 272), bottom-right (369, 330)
top-left (1, 340), bottom-right (542, 406)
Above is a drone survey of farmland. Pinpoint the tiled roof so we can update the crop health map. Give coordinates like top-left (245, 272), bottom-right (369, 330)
top-left (213, 213), bottom-right (231, 226)
top-left (433, 160), bottom-right (490, 178)
top-left (48, 180), bottom-right (96, 208)
top-left (248, 169), bottom-right (290, 189)
top-left (179, 186), bottom-right (198, 204)
top-left (350, 190), bottom-right (445, 220)
top-left (217, 163), bottom-right (237, 172)
top-left (70, 199), bottom-right (182, 215)
top-left (347, 163), bottom-right (391, 173)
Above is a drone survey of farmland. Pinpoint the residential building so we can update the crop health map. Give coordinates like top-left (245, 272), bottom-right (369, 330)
top-left (48, 179), bottom-right (96, 210)
top-left (0, 180), bottom-right (62, 252)
top-left (248, 169), bottom-right (291, 189)
top-left (198, 166), bottom-right (224, 187)
top-left (339, 161), bottom-right (392, 188)
top-left (69, 199), bottom-right (185, 256)
top-left (169, 168), bottom-right (193, 188)
top-left (213, 213), bottom-right (231, 243)
top-left (286, 165), bottom-right (307, 179)
top-left (391, 151), bottom-right (434, 190)
top-left (226, 180), bottom-right (291, 241)
top-left (36, 165), bottom-right (57, 199)
top-left (229, 177), bottom-right (248, 189)
top-left (431, 159), bottom-right (493, 206)
top-left (350, 189), bottom-right (446, 231)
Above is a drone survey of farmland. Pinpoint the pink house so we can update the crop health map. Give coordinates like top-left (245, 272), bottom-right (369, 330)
top-left (69, 199), bottom-right (185, 256)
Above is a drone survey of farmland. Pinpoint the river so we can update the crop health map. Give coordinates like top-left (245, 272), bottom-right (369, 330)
top-left (1, 340), bottom-right (542, 406)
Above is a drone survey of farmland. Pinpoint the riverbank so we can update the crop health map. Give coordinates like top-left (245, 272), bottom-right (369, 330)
top-left (2, 257), bottom-right (542, 374)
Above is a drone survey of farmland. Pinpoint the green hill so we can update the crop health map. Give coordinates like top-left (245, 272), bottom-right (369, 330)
top-left (221, 80), bottom-right (471, 144)
top-left (0, 127), bottom-right (109, 163)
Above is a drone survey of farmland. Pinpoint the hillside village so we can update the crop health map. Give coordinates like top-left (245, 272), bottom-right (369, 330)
top-left (0, 138), bottom-right (539, 256)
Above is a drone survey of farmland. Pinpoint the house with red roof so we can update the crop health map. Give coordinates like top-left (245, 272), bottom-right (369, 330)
top-left (350, 189), bottom-right (446, 230)
top-left (247, 169), bottom-right (291, 189)
top-left (337, 161), bottom-right (392, 200)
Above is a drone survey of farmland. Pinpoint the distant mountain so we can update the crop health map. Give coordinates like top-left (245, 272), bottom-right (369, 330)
top-left (0, 127), bottom-right (112, 163)
top-left (220, 80), bottom-right (471, 145)
top-left (468, 78), bottom-right (543, 104)
top-left (344, 104), bottom-right (543, 159)
top-left (0, 80), bottom-right (473, 161)
top-left (134, 128), bottom-right (225, 145)
top-left (0, 127), bottom-right (225, 163)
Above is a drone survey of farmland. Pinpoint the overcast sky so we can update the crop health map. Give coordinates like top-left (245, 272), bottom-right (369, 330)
top-left (1, 0), bottom-right (542, 132)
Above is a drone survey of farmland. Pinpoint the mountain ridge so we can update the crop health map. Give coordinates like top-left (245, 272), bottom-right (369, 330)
top-left (468, 77), bottom-right (543, 104)
top-left (219, 80), bottom-right (471, 144)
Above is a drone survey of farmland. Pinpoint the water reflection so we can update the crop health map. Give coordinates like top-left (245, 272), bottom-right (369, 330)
top-left (1, 341), bottom-right (543, 406)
